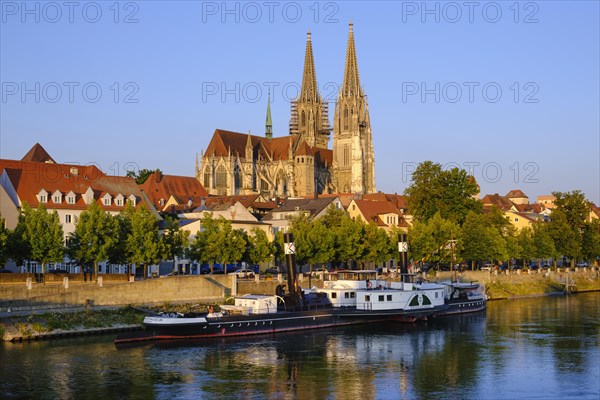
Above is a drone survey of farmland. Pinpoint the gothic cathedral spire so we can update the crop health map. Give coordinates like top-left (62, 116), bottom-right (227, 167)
top-left (265, 92), bottom-right (273, 139)
top-left (300, 31), bottom-right (318, 103)
top-left (289, 31), bottom-right (331, 149)
top-left (333, 23), bottom-right (376, 194)
top-left (342, 22), bottom-right (361, 98)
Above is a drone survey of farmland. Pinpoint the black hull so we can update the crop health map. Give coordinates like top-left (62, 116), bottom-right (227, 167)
top-left (437, 299), bottom-right (487, 316)
top-left (115, 310), bottom-right (363, 344)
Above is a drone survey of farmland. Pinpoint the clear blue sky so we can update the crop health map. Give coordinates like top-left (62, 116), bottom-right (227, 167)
top-left (1, 1), bottom-right (599, 203)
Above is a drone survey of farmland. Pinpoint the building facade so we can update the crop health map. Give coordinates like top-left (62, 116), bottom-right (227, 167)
top-left (198, 24), bottom-right (375, 197)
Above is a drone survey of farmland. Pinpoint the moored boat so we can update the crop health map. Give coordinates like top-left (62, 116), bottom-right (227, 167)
top-left (436, 281), bottom-right (487, 315)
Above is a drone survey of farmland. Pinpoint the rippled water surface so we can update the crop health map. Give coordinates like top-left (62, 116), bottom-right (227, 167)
top-left (2, 293), bottom-right (599, 399)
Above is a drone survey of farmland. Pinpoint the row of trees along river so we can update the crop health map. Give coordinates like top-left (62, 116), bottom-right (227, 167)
top-left (0, 162), bottom-right (599, 277)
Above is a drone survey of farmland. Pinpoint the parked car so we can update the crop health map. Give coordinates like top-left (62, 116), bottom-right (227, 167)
top-left (311, 267), bottom-right (330, 277)
top-left (480, 264), bottom-right (494, 272)
top-left (265, 266), bottom-right (283, 275)
top-left (229, 268), bottom-right (255, 278)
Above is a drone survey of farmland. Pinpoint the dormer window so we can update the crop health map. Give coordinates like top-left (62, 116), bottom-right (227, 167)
top-left (67, 196), bottom-right (76, 204)
top-left (102, 193), bottom-right (112, 206)
top-left (128, 194), bottom-right (137, 206)
top-left (37, 189), bottom-right (48, 203)
top-left (115, 194), bottom-right (125, 207)
top-left (159, 198), bottom-right (165, 206)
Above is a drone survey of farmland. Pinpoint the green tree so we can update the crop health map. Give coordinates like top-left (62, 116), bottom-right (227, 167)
top-left (245, 228), bottom-right (274, 266)
top-left (69, 202), bottom-right (117, 281)
top-left (126, 204), bottom-right (162, 279)
top-left (547, 211), bottom-right (581, 264)
top-left (189, 214), bottom-right (221, 271)
top-left (107, 208), bottom-right (133, 267)
top-left (0, 218), bottom-right (9, 266)
top-left (531, 223), bottom-right (557, 262)
top-left (361, 223), bottom-right (393, 268)
top-left (408, 212), bottom-right (461, 267)
top-left (552, 191), bottom-right (589, 233)
top-left (404, 161), bottom-right (480, 224)
top-left (581, 220), bottom-right (600, 262)
top-left (215, 220), bottom-right (247, 269)
top-left (517, 227), bottom-right (535, 265)
top-left (336, 214), bottom-right (366, 268)
top-left (126, 168), bottom-right (160, 184)
top-left (18, 203), bottom-right (64, 278)
top-left (460, 211), bottom-right (508, 267)
top-left (161, 216), bottom-right (191, 274)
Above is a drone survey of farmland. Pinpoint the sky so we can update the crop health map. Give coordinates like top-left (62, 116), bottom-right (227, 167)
top-left (1, 1), bottom-right (599, 204)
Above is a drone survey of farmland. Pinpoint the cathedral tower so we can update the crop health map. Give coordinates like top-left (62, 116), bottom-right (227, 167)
top-left (333, 23), bottom-right (376, 194)
top-left (289, 31), bottom-right (331, 149)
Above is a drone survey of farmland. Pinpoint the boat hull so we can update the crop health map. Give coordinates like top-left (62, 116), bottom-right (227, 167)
top-left (115, 310), bottom-right (364, 344)
top-left (437, 298), bottom-right (487, 316)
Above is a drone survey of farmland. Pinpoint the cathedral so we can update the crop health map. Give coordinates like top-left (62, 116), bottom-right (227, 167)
top-left (197, 23), bottom-right (375, 197)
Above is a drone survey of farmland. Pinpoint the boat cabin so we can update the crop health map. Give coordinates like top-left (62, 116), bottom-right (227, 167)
top-left (220, 294), bottom-right (278, 315)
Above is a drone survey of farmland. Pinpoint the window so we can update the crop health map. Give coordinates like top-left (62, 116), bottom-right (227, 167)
top-left (103, 197), bottom-right (111, 206)
top-left (514, 218), bottom-right (519, 222)
top-left (67, 196), bottom-right (76, 204)
top-left (216, 165), bottom-right (227, 188)
top-left (116, 198), bottom-right (124, 206)
top-left (204, 170), bottom-right (211, 188)
top-left (343, 145), bottom-right (349, 167)
top-left (344, 292), bottom-right (350, 299)
top-left (301, 111), bottom-right (306, 127)
top-left (53, 195), bottom-right (61, 203)
top-left (350, 292), bottom-right (355, 298)
top-left (379, 295), bottom-right (384, 302)
top-left (435, 292), bottom-right (438, 298)
top-left (387, 295), bottom-right (392, 301)
top-left (343, 107), bottom-right (348, 129)
top-left (365, 295), bottom-right (370, 302)
top-left (331, 292), bottom-right (337, 299)
top-left (40, 195), bottom-right (47, 203)
top-left (65, 214), bottom-right (72, 224)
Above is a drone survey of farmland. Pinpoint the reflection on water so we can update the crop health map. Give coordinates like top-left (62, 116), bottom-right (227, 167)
top-left (1, 293), bottom-right (598, 400)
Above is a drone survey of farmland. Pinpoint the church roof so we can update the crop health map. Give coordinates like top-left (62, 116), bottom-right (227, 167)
top-left (204, 128), bottom-right (332, 165)
top-left (21, 143), bottom-right (56, 163)
top-left (140, 171), bottom-right (208, 210)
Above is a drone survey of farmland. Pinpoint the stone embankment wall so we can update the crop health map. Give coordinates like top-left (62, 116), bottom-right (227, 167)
top-left (0, 275), bottom-right (233, 310)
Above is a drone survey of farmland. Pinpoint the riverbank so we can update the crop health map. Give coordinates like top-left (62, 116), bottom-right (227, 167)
top-left (431, 269), bottom-right (600, 300)
top-left (2, 270), bottom-right (599, 342)
top-left (0, 306), bottom-right (146, 342)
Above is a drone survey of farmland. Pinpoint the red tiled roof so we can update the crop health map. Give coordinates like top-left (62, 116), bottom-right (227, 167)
top-left (0, 159), bottom-right (146, 211)
top-left (21, 143), bottom-right (56, 163)
top-left (353, 199), bottom-right (401, 224)
top-left (514, 203), bottom-right (544, 213)
top-left (481, 194), bottom-right (514, 211)
top-left (506, 189), bottom-right (528, 198)
top-left (140, 171), bottom-right (208, 210)
top-left (363, 193), bottom-right (409, 210)
top-left (203, 129), bottom-right (332, 166)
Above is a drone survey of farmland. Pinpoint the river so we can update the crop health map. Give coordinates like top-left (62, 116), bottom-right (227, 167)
top-left (1, 293), bottom-right (598, 399)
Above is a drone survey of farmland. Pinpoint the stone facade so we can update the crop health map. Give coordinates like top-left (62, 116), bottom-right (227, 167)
top-left (198, 24), bottom-right (375, 197)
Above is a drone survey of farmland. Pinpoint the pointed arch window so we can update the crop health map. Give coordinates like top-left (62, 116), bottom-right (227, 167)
top-left (216, 165), bottom-right (227, 189)
top-left (234, 165), bottom-right (242, 190)
top-left (344, 145), bottom-right (350, 167)
top-left (343, 107), bottom-right (349, 130)
top-left (301, 111), bottom-right (306, 127)
top-left (203, 168), bottom-right (211, 188)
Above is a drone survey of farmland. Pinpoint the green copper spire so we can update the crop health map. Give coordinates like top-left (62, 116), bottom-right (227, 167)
top-left (265, 91), bottom-right (273, 139)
